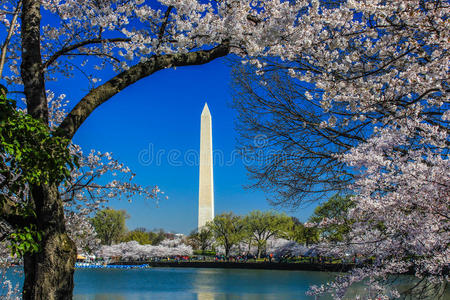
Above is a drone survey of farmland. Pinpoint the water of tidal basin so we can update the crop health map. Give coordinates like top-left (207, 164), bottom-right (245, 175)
top-left (73, 268), bottom-right (337, 300)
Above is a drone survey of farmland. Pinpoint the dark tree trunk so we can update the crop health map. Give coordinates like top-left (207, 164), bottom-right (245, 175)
top-left (21, 0), bottom-right (48, 122)
top-left (21, 1), bottom-right (77, 299)
top-left (22, 184), bottom-right (76, 300)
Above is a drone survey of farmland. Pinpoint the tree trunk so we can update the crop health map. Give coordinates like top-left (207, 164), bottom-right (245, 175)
top-left (22, 184), bottom-right (76, 300)
top-left (21, 0), bottom-right (48, 122)
top-left (21, 1), bottom-right (77, 299)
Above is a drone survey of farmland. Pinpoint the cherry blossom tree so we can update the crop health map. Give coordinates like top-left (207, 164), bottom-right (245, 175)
top-left (266, 238), bottom-right (310, 258)
top-left (233, 0), bottom-right (448, 298)
top-left (302, 1), bottom-right (448, 297)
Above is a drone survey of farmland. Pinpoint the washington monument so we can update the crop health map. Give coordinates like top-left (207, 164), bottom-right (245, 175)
top-left (198, 103), bottom-right (214, 229)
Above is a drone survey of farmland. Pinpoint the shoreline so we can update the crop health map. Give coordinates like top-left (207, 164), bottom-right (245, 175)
top-left (109, 261), bottom-right (354, 272)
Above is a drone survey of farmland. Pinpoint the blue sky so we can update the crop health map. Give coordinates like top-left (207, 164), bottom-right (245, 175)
top-left (54, 57), bottom-right (318, 234)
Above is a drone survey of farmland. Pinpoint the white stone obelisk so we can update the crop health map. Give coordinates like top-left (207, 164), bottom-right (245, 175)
top-left (198, 103), bottom-right (214, 229)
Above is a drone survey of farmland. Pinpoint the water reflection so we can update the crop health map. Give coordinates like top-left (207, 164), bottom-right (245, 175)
top-left (75, 295), bottom-right (127, 300)
top-left (192, 269), bottom-right (301, 300)
top-left (193, 269), bottom-right (219, 298)
top-left (196, 292), bottom-right (216, 300)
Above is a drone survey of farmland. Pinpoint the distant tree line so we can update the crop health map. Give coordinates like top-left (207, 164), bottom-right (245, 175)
top-left (188, 195), bottom-right (354, 257)
top-left (88, 195), bottom-right (353, 257)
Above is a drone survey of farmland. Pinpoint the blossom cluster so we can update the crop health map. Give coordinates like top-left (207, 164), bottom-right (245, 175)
top-left (99, 238), bottom-right (193, 259)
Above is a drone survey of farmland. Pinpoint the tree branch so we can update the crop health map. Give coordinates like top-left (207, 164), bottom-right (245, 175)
top-left (157, 5), bottom-right (173, 48)
top-left (57, 42), bottom-right (230, 139)
top-left (43, 37), bottom-right (131, 70)
top-left (0, 0), bottom-right (21, 79)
